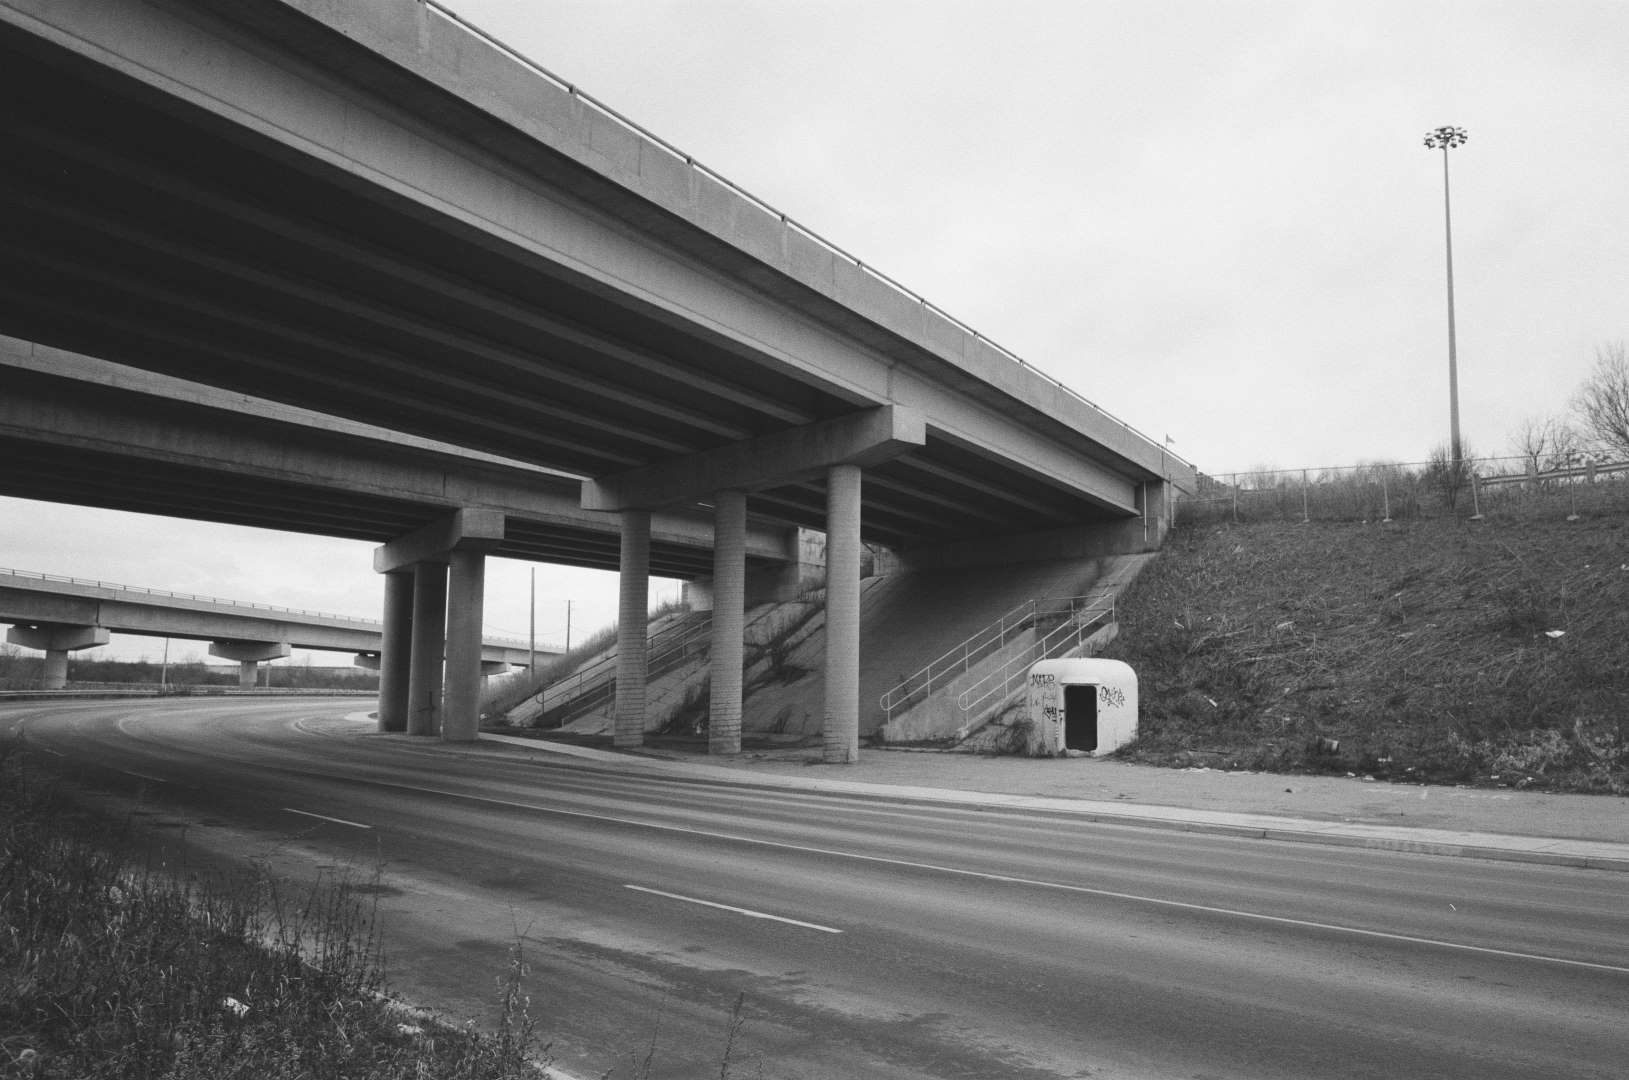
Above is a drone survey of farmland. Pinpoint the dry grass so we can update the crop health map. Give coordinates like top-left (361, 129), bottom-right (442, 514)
top-left (1102, 490), bottom-right (1629, 792)
top-left (0, 751), bottom-right (549, 1079)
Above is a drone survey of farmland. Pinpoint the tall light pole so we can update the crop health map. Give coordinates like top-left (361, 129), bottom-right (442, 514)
top-left (1424, 124), bottom-right (1469, 469)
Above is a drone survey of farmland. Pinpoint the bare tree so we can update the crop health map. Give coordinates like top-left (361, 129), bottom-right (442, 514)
top-left (1572, 340), bottom-right (1629, 458)
top-left (1508, 414), bottom-right (1579, 474)
top-left (1426, 440), bottom-right (1478, 508)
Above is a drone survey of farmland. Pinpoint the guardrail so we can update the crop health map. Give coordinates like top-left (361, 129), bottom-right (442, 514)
top-left (878, 593), bottom-right (1112, 724)
top-left (955, 597), bottom-right (1116, 720)
top-left (1479, 460), bottom-right (1629, 487)
top-left (422, 1), bottom-right (1191, 475)
top-left (0, 687), bottom-right (377, 700)
top-left (0, 566), bottom-right (533, 649)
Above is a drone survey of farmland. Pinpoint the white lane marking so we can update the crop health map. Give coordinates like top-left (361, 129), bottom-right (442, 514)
top-left (35, 746), bottom-right (65, 757)
top-left (119, 769), bottom-right (169, 783)
top-left (339, 776), bottom-right (1629, 976)
top-left (624, 884), bottom-right (843, 934)
top-left (282, 808), bottom-right (373, 829)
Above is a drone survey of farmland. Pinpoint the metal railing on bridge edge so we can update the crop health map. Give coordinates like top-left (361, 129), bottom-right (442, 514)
top-left (422, 1), bottom-right (1193, 476)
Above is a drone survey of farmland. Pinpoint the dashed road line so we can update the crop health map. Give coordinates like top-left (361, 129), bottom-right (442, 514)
top-left (624, 884), bottom-right (842, 934)
top-left (283, 808), bottom-right (373, 829)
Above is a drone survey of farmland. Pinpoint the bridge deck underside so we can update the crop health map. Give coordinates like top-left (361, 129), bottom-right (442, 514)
top-left (0, 17), bottom-right (1128, 554)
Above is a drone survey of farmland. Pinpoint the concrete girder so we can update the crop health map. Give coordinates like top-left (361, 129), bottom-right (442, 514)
top-left (0, 120), bottom-right (812, 431)
top-left (2, 184), bottom-right (761, 447)
top-left (0, 250), bottom-right (666, 467)
top-left (584, 406), bottom-right (926, 512)
top-left (2, 343), bottom-right (798, 574)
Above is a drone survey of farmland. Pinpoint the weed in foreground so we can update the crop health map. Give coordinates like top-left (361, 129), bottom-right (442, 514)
top-left (0, 749), bottom-right (550, 1079)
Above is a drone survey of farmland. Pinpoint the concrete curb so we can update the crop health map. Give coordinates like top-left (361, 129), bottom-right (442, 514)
top-left (471, 732), bottom-right (1629, 873)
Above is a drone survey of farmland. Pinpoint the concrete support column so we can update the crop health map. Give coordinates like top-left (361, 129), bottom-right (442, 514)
top-left (407, 561), bottom-right (448, 737)
top-left (377, 570), bottom-right (414, 732)
top-left (614, 510), bottom-right (651, 748)
top-left (441, 547), bottom-right (488, 743)
top-left (208, 640), bottom-right (291, 689)
top-left (708, 489), bottom-right (747, 755)
top-left (7, 624), bottom-right (110, 691)
top-left (823, 464), bottom-right (862, 763)
top-left (42, 650), bottom-right (70, 690)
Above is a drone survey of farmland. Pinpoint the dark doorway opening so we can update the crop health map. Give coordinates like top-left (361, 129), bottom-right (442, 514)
top-left (1063, 684), bottom-right (1098, 752)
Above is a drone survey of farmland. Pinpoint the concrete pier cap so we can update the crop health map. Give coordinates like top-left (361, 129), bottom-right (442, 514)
top-left (209, 639), bottom-right (292, 689)
top-left (7, 622), bottom-right (111, 689)
top-left (372, 508), bottom-right (507, 573)
top-left (6, 622), bottom-right (110, 653)
top-left (581, 405), bottom-right (926, 511)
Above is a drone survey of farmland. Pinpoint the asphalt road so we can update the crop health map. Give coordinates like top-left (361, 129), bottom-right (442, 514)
top-left (5, 697), bottom-right (1625, 1079)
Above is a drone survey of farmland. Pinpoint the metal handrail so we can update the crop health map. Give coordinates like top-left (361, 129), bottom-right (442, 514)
top-left (955, 599), bottom-right (1116, 718)
top-left (422, 1), bottom-right (1189, 474)
top-left (878, 593), bottom-right (1112, 722)
top-left (0, 566), bottom-right (532, 648)
top-left (540, 611), bottom-right (713, 714)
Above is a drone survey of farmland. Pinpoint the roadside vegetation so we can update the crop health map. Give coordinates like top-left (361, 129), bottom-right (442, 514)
top-left (0, 750), bottom-right (548, 1079)
top-left (1102, 484), bottom-right (1629, 793)
top-left (0, 648), bottom-right (379, 693)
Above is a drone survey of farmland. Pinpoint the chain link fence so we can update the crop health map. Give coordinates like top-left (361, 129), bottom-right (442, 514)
top-left (1179, 454), bottom-right (1629, 526)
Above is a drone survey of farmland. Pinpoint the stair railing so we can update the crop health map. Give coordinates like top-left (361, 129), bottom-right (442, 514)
top-left (877, 593), bottom-right (1111, 724)
top-left (539, 612), bottom-right (713, 722)
top-left (955, 595), bottom-right (1116, 721)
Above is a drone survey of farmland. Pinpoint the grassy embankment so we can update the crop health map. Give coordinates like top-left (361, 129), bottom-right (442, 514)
top-left (1100, 490), bottom-right (1628, 792)
top-left (0, 751), bottom-right (548, 1079)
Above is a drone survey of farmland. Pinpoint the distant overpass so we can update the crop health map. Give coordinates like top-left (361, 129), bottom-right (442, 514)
top-left (0, 0), bottom-right (1195, 758)
top-left (0, 568), bottom-right (548, 689)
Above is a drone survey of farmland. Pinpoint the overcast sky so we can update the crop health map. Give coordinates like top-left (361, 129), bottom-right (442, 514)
top-left (5, 0), bottom-right (1627, 663)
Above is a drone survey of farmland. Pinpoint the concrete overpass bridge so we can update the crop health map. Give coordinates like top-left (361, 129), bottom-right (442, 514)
top-left (0, 567), bottom-right (545, 689)
top-left (0, 0), bottom-right (1195, 760)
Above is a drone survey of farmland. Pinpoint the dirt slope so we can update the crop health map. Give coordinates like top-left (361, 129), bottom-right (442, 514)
top-left (1100, 506), bottom-right (1629, 793)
